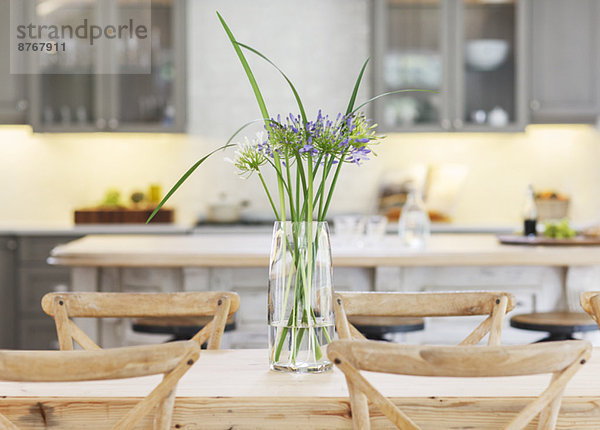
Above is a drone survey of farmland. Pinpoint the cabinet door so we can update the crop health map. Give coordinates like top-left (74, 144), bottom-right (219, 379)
top-left (455, 0), bottom-right (527, 131)
top-left (373, 0), bottom-right (449, 131)
top-left (29, 0), bottom-right (186, 132)
top-left (529, 0), bottom-right (600, 123)
top-left (107, 0), bottom-right (186, 132)
top-left (0, 0), bottom-right (28, 123)
top-left (29, 0), bottom-right (104, 132)
top-left (0, 237), bottom-right (17, 348)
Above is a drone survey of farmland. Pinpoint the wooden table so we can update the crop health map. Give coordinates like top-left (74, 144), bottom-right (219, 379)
top-left (48, 233), bottom-right (600, 267)
top-left (2, 349), bottom-right (600, 429)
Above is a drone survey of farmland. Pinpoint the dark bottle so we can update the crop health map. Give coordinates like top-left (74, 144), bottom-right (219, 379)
top-left (523, 184), bottom-right (538, 236)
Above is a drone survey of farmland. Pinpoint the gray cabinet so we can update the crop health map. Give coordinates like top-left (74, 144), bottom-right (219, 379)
top-left (0, 237), bottom-right (17, 348)
top-left (28, 0), bottom-right (186, 133)
top-left (373, 0), bottom-right (528, 132)
top-left (17, 236), bottom-right (81, 350)
top-left (529, 0), bottom-right (600, 123)
top-left (0, 0), bottom-right (28, 123)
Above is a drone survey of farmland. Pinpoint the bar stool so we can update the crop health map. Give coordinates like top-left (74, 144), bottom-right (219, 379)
top-left (132, 315), bottom-right (236, 343)
top-left (510, 311), bottom-right (598, 342)
top-left (347, 315), bottom-right (425, 341)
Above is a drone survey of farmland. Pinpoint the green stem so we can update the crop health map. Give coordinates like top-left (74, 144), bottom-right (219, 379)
top-left (284, 153), bottom-right (296, 221)
top-left (295, 153), bottom-right (308, 215)
top-left (320, 148), bottom-right (349, 220)
top-left (258, 172), bottom-right (279, 220)
top-left (317, 155), bottom-right (329, 220)
top-left (295, 164), bottom-right (300, 221)
top-left (272, 152), bottom-right (286, 221)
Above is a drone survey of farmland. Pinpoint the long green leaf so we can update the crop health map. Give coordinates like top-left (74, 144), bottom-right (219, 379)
top-left (345, 58), bottom-right (369, 115)
top-left (217, 12), bottom-right (271, 128)
top-left (238, 42), bottom-right (308, 126)
top-left (218, 12), bottom-right (287, 220)
top-left (146, 119), bottom-right (268, 223)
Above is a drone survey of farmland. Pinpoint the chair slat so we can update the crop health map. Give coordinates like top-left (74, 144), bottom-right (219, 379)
top-left (42, 292), bottom-right (240, 318)
top-left (580, 291), bottom-right (600, 328)
top-left (337, 291), bottom-right (515, 317)
top-left (330, 340), bottom-right (590, 377)
top-left (0, 341), bottom-right (195, 382)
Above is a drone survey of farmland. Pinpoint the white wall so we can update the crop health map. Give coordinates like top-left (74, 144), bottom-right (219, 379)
top-left (0, 0), bottom-right (599, 227)
top-left (185, 0), bottom-right (371, 216)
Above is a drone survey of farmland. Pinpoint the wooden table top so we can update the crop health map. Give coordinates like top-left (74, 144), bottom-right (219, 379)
top-left (48, 233), bottom-right (600, 267)
top-left (2, 348), bottom-right (599, 398)
top-left (2, 349), bottom-right (600, 429)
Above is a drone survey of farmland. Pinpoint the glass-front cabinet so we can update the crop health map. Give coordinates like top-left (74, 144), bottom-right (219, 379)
top-left (373, 0), bottom-right (527, 132)
top-left (28, 0), bottom-right (185, 132)
top-left (373, 0), bottom-right (446, 131)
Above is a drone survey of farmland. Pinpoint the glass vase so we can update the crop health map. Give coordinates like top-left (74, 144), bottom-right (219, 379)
top-left (268, 221), bottom-right (334, 373)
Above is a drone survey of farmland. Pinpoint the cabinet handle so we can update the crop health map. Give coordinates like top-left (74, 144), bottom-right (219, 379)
top-left (530, 100), bottom-right (541, 111)
top-left (108, 118), bottom-right (119, 130)
top-left (441, 119), bottom-right (451, 130)
top-left (5, 240), bottom-right (17, 251)
top-left (53, 284), bottom-right (69, 292)
top-left (453, 118), bottom-right (463, 129)
top-left (96, 118), bottom-right (107, 129)
top-left (16, 99), bottom-right (28, 112)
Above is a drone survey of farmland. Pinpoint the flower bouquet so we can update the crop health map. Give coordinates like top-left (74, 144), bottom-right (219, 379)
top-left (149, 12), bottom-right (423, 372)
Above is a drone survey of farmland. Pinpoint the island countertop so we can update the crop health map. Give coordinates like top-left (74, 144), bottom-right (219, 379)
top-left (48, 233), bottom-right (600, 268)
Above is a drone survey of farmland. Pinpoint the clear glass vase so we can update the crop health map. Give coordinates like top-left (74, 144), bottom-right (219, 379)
top-left (268, 221), bottom-right (334, 373)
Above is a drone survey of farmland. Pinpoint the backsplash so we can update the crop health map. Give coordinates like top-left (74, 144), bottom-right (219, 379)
top-left (0, 124), bottom-right (599, 227)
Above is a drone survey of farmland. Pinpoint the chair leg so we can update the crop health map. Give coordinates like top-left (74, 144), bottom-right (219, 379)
top-left (347, 379), bottom-right (371, 430)
top-left (0, 412), bottom-right (19, 430)
top-left (537, 373), bottom-right (563, 430)
top-left (154, 387), bottom-right (176, 430)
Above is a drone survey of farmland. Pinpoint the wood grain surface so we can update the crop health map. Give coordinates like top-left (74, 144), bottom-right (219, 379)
top-left (48, 234), bottom-right (600, 267)
top-left (2, 349), bottom-right (600, 429)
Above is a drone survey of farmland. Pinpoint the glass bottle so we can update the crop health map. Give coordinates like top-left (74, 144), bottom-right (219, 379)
top-left (523, 184), bottom-right (538, 236)
top-left (398, 189), bottom-right (430, 248)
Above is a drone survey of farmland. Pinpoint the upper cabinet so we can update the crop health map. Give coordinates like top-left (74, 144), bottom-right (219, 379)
top-left (0, 0), bottom-right (28, 124)
top-left (373, 0), bottom-right (527, 132)
top-left (529, 0), bottom-right (600, 123)
top-left (372, 0), bottom-right (445, 131)
top-left (27, 0), bottom-right (186, 132)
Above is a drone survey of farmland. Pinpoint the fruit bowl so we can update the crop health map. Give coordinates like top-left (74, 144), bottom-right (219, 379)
top-left (465, 39), bottom-right (509, 71)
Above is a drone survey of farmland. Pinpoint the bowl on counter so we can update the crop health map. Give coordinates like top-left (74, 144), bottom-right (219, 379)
top-left (465, 39), bottom-right (509, 71)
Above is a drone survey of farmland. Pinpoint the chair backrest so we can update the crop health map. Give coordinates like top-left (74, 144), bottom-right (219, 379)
top-left (0, 340), bottom-right (200, 430)
top-left (334, 291), bottom-right (516, 346)
top-left (580, 291), bottom-right (600, 329)
top-left (328, 339), bottom-right (590, 430)
top-left (41, 291), bottom-right (240, 351)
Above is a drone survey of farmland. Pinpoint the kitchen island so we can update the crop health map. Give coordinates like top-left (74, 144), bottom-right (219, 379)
top-left (48, 234), bottom-right (600, 347)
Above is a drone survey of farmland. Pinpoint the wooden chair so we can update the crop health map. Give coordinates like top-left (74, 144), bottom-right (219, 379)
top-left (580, 291), bottom-right (600, 329)
top-left (328, 339), bottom-right (591, 430)
top-left (41, 292), bottom-right (240, 350)
top-left (334, 291), bottom-right (516, 346)
top-left (0, 340), bottom-right (200, 430)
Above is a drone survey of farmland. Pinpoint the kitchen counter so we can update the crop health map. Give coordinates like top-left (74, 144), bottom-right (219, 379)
top-left (47, 233), bottom-right (600, 348)
top-left (0, 223), bottom-right (191, 236)
top-left (0, 221), bottom-right (521, 236)
top-left (49, 233), bottom-right (600, 267)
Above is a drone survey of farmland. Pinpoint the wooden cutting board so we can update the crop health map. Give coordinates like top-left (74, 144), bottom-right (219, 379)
top-left (497, 234), bottom-right (600, 246)
top-left (74, 207), bottom-right (174, 224)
